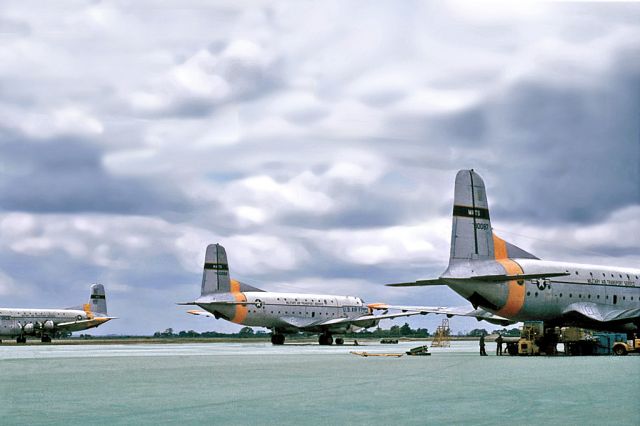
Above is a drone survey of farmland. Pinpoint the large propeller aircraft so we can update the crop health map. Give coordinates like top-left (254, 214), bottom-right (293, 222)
top-left (0, 284), bottom-right (115, 343)
top-left (181, 244), bottom-right (419, 345)
top-left (380, 169), bottom-right (639, 346)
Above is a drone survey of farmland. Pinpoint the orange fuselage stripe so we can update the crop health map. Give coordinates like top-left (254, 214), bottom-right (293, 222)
top-left (495, 258), bottom-right (525, 318)
top-left (230, 279), bottom-right (248, 324)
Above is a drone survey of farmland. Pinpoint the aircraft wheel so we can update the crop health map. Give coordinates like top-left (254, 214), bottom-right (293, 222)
top-left (335, 337), bottom-right (344, 345)
top-left (271, 333), bottom-right (285, 345)
top-left (319, 334), bottom-right (333, 345)
top-left (613, 344), bottom-right (627, 356)
top-left (41, 335), bottom-right (52, 343)
top-left (17, 336), bottom-right (26, 344)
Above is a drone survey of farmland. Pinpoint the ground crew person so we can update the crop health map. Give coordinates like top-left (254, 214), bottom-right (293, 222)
top-left (496, 333), bottom-right (503, 356)
top-left (479, 334), bottom-right (487, 356)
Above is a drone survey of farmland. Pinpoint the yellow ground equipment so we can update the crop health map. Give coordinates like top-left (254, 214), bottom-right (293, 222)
top-left (431, 318), bottom-right (451, 348)
top-left (612, 335), bottom-right (640, 356)
top-left (517, 322), bottom-right (543, 355)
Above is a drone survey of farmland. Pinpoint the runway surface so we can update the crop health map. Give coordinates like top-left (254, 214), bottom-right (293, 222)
top-left (1, 341), bottom-right (638, 425)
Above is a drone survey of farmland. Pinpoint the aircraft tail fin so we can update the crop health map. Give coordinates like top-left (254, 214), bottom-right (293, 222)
top-left (449, 170), bottom-right (538, 263)
top-left (201, 243), bottom-right (231, 295)
top-left (88, 284), bottom-right (108, 315)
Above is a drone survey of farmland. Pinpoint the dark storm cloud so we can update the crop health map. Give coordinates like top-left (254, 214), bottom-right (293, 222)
top-left (487, 73), bottom-right (640, 224)
top-left (0, 132), bottom-right (192, 216)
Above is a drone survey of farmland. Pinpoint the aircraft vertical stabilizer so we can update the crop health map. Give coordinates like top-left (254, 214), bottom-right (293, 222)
top-left (201, 244), bottom-right (231, 295)
top-left (90, 284), bottom-right (108, 315)
top-left (450, 169), bottom-right (494, 262)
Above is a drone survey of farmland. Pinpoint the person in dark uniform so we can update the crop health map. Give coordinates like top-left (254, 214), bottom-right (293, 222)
top-left (496, 333), bottom-right (503, 356)
top-left (479, 334), bottom-right (487, 356)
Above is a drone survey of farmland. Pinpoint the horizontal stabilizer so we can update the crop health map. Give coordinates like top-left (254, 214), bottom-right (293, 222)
top-left (178, 300), bottom-right (258, 306)
top-left (472, 272), bottom-right (570, 282)
top-left (386, 278), bottom-right (447, 287)
top-left (57, 317), bottom-right (115, 332)
top-left (187, 310), bottom-right (216, 317)
top-left (387, 271), bottom-right (569, 287)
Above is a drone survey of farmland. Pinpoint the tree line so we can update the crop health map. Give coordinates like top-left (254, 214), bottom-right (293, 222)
top-left (150, 324), bottom-right (520, 338)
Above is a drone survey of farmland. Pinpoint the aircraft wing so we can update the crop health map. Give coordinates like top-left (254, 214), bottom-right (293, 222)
top-left (56, 317), bottom-right (115, 332)
top-left (312, 311), bottom-right (421, 328)
top-left (562, 303), bottom-right (640, 324)
top-left (387, 272), bottom-right (570, 287)
top-left (369, 304), bottom-right (515, 326)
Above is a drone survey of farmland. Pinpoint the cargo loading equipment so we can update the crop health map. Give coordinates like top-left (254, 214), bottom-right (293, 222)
top-left (504, 322), bottom-right (638, 356)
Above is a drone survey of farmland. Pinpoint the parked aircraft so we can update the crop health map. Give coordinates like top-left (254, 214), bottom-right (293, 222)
top-left (182, 244), bottom-right (419, 345)
top-left (383, 169), bottom-right (640, 342)
top-left (0, 284), bottom-right (114, 343)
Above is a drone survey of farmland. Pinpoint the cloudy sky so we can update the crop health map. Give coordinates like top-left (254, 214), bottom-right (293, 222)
top-left (0, 1), bottom-right (638, 335)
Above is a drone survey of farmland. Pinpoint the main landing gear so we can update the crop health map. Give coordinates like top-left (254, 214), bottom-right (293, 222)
top-left (41, 335), bottom-right (52, 343)
top-left (271, 333), bottom-right (285, 345)
top-left (318, 333), bottom-right (333, 345)
top-left (16, 336), bottom-right (27, 344)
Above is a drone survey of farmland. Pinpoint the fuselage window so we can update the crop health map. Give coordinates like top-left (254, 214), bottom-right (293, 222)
top-left (569, 294), bottom-right (572, 298)
top-left (559, 293), bottom-right (563, 297)
top-left (312, 312), bottom-right (315, 317)
top-left (534, 292), bottom-right (538, 297)
top-left (527, 291), bottom-right (531, 296)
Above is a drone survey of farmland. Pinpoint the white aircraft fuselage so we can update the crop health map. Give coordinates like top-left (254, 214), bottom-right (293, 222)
top-left (196, 289), bottom-right (371, 333)
top-left (447, 259), bottom-right (639, 329)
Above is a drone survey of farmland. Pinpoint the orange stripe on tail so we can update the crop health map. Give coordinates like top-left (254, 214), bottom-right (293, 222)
top-left (493, 233), bottom-right (508, 260)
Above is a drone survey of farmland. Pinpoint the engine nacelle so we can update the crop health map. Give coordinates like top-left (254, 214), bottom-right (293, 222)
top-left (43, 320), bottom-right (55, 331)
top-left (23, 323), bottom-right (35, 335)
